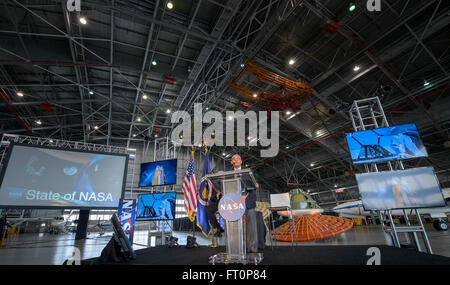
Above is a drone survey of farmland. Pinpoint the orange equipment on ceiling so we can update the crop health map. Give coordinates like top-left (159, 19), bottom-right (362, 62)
top-left (229, 62), bottom-right (313, 111)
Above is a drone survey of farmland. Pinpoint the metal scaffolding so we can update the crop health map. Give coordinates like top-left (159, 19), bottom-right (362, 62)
top-left (349, 96), bottom-right (433, 254)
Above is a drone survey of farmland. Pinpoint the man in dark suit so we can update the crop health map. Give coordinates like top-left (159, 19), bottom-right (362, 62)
top-left (231, 154), bottom-right (259, 253)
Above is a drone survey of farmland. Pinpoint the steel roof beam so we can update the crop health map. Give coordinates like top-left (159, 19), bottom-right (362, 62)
top-left (126, 0), bottom-right (160, 147)
top-left (107, 1), bottom-right (115, 146)
top-left (170, 0), bottom-right (202, 72)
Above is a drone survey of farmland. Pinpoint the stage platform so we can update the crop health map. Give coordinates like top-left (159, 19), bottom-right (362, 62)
top-left (89, 245), bottom-right (450, 265)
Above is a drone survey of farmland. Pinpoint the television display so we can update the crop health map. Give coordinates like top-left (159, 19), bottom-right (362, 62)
top-left (356, 167), bottom-right (446, 210)
top-left (345, 123), bottom-right (428, 164)
top-left (139, 159), bottom-right (177, 187)
top-left (0, 143), bottom-right (128, 208)
top-left (136, 192), bottom-right (176, 221)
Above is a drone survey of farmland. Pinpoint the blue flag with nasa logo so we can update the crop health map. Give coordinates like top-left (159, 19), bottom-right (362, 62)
top-left (196, 150), bottom-right (212, 237)
top-left (117, 199), bottom-right (136, 243)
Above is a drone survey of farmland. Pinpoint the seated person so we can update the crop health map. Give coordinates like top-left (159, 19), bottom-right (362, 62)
top-left (205, 188), bottom-right (224, 237)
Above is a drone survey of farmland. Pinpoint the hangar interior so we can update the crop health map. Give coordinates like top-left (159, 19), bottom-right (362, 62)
top-left (0, 0), bottom-right (449, 265)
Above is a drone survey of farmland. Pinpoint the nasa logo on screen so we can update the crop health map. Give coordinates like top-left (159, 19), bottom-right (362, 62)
top-left (8, 188), bottom-right (23, 200)
top-left (218, 193), bottom-right (247, 222)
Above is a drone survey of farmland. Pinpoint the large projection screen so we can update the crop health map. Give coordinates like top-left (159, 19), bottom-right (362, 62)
top-left (345, 123), bottom-right (428, 165)
top-left (356, 167), bottom-right (446, 211)
top-left (0, 143), bottom-right (128, 209)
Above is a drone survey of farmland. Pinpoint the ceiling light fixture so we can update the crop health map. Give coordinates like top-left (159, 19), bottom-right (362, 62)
top-left (310, 163), bottom-right (315, 167)
top-left (79, 17), bottom-right (87, 25)
top-left (353, 65), bottom-right (360, 72)
top-left (17, 91), bottom-right (24, 97)
top-left (166, 109), bottom-right (171, 114)
top-left (94, 125), bottom-right (98, 130)
top-left (36, 120), bottom-right (42, 125)
top-left (167, 1), bottom-right (174, 10)
top-left (349, 3), bottom-right (356, 12)
top-left (253, 93), bottom-right (258, 98)
top-left (286, 110), bottom-right (292, 115)
top-left (240, 63), bottom-right (245, 68)
top-left (288, 58), bottom-right (295, 65)
top-left (424, 80), bottom-right (430, 87)
top-left (151, 60), bottom-right (157, 66)
top-left (89, 90), bottom-right (94, 95)
top-left (137, 117), bottom-right (141, 122)
top-left (142, 94), bottom-right (148, 99)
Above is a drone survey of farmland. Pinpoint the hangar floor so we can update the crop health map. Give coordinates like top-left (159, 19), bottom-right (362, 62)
top-left (0, 224), bottom-right (448, 265)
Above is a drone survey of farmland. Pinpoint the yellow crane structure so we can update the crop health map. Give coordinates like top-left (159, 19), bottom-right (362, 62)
top-left (229, 62), bottom-right (313, 111)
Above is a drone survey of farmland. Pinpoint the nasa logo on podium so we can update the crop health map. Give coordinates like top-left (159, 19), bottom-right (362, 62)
top-left (218, 193), bottom-right (247, 222)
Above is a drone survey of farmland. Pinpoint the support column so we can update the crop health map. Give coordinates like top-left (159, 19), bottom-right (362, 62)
top-left (75, 209), bottom-right (90, 240)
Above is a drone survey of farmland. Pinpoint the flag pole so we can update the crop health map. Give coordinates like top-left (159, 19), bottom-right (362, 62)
top-left (191, 145), bottom-right (196, 238)
top-left (203, 143), bottom-right (218, 248)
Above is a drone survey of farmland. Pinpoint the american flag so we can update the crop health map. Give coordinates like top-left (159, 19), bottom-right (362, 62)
top-left (182, 157), bottom-right (197, 222)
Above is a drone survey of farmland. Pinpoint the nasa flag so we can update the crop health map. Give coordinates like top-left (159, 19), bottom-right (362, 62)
top-left (196, 150), bottom-right (212, 237)
top-left (117, 199), bottom-right (136, 243)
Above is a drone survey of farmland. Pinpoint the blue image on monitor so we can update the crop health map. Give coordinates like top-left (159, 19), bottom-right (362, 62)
top-left (345, 123), bottom-right (428, 165)
top-left (136, 192), bottom-right (176, 221)
top-left (139, 159), bottom-right (177, 187)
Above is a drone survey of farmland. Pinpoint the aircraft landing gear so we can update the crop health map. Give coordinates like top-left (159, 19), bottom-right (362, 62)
top-left (433, 219), bottom-right (448, 231)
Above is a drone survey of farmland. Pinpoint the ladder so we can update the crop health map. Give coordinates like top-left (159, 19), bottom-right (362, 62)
top-left (349, 96), bottom-right (433, 254)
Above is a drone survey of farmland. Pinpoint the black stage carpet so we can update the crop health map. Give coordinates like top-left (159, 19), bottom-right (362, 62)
top-left (95, 245), bottom-right (450, 265)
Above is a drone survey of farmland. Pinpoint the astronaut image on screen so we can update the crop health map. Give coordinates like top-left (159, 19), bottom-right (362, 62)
top-left (69, 154), bottom-right (125, 207)
top-left (0, 145), bottom-right (126, 208)
top-left (136, 192), bottom-right (176, 221)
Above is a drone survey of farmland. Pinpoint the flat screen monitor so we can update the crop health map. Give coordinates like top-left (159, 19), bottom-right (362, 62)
top-left (136, 192), bottom-right (176, 221)
top-left (139, 159), bottom-right (177, 187)
top-left (0, 143), bottom-right (128, 209)
top-left (345, 123), bottom-right (428, 164)
top-left (356, 167), bottom-right (446, 210)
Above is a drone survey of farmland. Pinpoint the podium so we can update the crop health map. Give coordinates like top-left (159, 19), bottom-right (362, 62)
top-left (205, 169), bottom-right (263, 265)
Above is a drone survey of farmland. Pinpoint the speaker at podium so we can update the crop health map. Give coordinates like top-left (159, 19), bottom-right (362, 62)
top-left (206, 169), bottom-right (263, 265)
